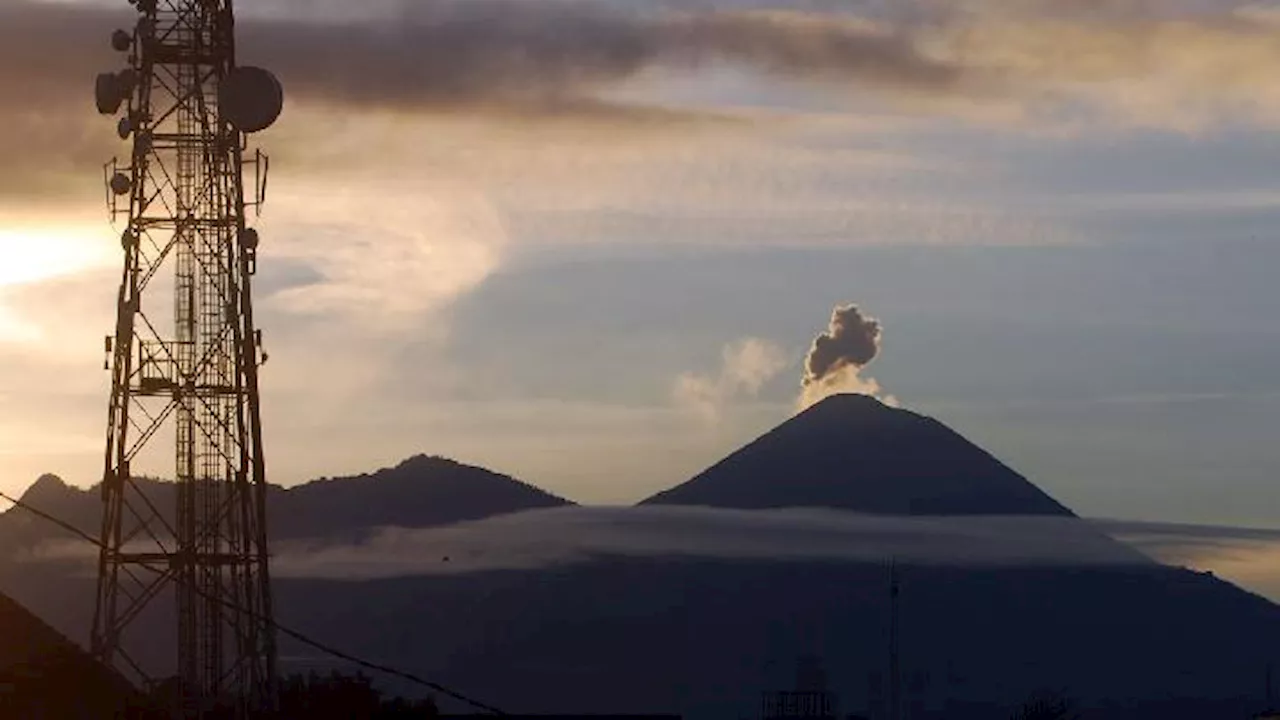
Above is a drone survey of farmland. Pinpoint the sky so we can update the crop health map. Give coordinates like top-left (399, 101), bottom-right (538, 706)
top-left (3, 0), bottom-right (1280, 542)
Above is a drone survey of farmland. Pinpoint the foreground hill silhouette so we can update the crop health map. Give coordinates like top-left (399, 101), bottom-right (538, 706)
top-left (0, 455), bottom-right (571, 547)
top-left (644, 393), bottom-right (1073, 515)
top-left (0, 591), bottom-right (143, 717)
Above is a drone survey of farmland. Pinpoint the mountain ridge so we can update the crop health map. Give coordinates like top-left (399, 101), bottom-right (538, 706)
top-left (0, 454), bottom-right (572, 549)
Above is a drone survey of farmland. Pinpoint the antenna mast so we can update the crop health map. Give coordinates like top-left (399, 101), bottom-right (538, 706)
top-left (889, 559), bottom-right (901, 720)
top-left (91, 0), bottom-right (283, 715)
top-left (1268, 663), bottom-right (1274, 711)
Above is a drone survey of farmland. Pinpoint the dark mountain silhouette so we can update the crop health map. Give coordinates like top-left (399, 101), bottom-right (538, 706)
top-left (643, 393), bottom-right (1074, 516)
top-left (265, 560), bottom-right (1279, 720)
top-left (2, 409), bottom-right (1279, 719)
top-left (4, 555), bottom-right (1276, 720)
top-left (18, 472), bottom-right (79, 510)
top-left (271, 455), bottom-right (571, 541)
top-left (0, 474), bottom-right (99, 551)
top-left (0, 455), bottom-right (571, 548)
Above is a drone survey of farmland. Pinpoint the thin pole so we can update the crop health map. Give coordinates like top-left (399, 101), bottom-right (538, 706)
top-left (889, 559), bottom-right (901, 720)
top-left (1267, 662), bottom-right (1274, 710)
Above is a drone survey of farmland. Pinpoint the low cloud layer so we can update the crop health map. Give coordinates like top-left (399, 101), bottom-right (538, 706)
top-left (13, 506), bottom-right (1280, 601)
top-left (250, 507), bottom-right (1155, 578)
top-left (1093, 517), bottom-right (1280, 558)
top-left (259, 510), bottom-right (1280, 607)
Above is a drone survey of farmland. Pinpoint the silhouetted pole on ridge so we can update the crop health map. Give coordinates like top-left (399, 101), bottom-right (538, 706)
top-left (90, 0), bottom-right (284, 716)
top-left (1268, 663), bottom-right (1275, 711)
top-left (888, 559), bottom-right (901, 720)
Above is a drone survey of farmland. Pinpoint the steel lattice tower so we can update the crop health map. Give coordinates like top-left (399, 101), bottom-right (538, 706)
top-left (91, 0), bottom-right (283, 715)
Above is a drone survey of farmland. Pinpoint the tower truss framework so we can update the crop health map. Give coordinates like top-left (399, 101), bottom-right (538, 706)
top-left (91, 0), bottom-right (280, 715)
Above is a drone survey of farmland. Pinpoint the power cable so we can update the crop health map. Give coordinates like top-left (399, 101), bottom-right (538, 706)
top-left (0, 489), bottom-right (506, 715)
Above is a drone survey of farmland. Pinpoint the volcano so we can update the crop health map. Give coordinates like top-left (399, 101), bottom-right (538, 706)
top-left (643, 393), bottom-right (1073, 516)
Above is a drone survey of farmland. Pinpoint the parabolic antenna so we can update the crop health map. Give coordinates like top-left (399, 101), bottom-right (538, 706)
top-left (219, 66), bottom-right (283, 133)
top-left (95, 73), bottom-right (123, 115)
top-left (111, 29), bottom-right (132, 52)
top-left (109, 172), bottom-right (132, 196)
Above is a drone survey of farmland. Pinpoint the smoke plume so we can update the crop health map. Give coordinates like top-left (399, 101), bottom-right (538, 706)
top-left (674, 337), bottom-right (789, 422)
top-left (800, 303), bottom-right (893, 409)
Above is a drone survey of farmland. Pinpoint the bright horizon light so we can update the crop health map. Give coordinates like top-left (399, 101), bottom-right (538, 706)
top-left (0, 223), bottom-right (114, 345)
top-left (0, 224), bottom-right (115, 290)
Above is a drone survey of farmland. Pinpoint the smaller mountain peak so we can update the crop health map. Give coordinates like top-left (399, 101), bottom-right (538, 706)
top-left (24, 473), bottom-right (68, 495)
top-left (16, 474), bottom-right (75, 508)
top-left (272, 455), bottom-right (573, 540)
top-left (397, 454), bottom-right (458, 470)
top-left (33, 473), bottom-right (66, 487)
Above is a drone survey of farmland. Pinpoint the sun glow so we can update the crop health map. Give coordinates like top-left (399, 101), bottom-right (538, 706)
top-left (0, 225), bottom-right (114, 289)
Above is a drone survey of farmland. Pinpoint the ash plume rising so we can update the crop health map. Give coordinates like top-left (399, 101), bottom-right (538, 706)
top-left (799, 303), bottom-right (894, 410)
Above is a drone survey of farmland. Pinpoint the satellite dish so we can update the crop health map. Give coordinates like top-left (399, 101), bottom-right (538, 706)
top-left (110, 173), bottom-right (132, 196)
top-left (239, 228), bottom-right (260, 251)
top-left (111, 29), bottom-right (132, 52)
top-left (117, 116), bottom-right (133, 140)
top-left (95, 73), bottom-right (123, 115)
top-left (219, 66), bottom-right (283, 133)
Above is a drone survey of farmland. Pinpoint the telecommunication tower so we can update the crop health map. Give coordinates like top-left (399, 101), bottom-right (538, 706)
top-left (91, 0), bottom-right (283, 715)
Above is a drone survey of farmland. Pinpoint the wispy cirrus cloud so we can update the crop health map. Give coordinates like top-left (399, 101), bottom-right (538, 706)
top-left (674, 338), bottom-right (789, 422)
top-left (260, 181), bottom-right (507, 330)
